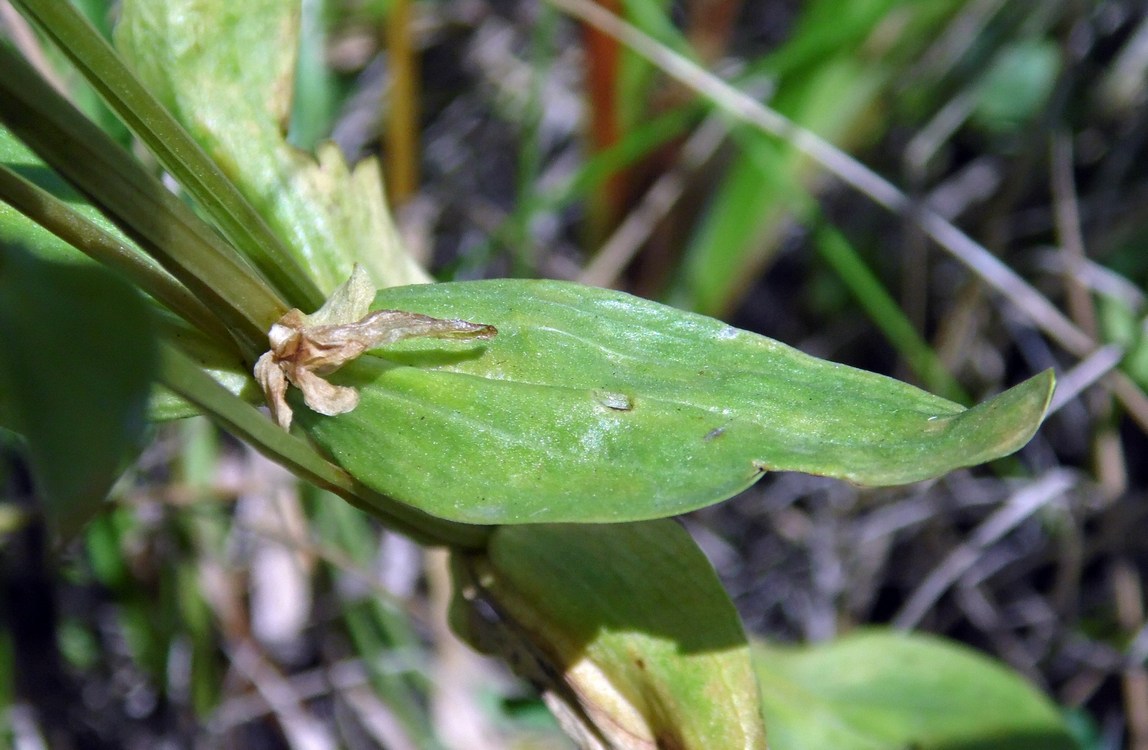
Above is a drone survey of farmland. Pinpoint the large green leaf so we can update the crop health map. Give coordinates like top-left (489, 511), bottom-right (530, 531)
top-left (754, 630), bottom-right (1075, 750)
top-left (0, 244), bottom-right (157, 538)
top-left (451, 520), bottom-right (766, 749)
top-left (298, 279), bottom-right (1054, 524)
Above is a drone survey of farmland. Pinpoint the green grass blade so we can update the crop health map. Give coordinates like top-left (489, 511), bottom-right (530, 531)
top-left (671, 58), bottom-right (888, 315)
top-left (0, 162), bottom-right (229, 345)
top-left (8, 0), bottom-right (325, 310)
top-left (813, 221), bottom-right (967, 403)
top-left (0, 44), bottom-right (283, 357)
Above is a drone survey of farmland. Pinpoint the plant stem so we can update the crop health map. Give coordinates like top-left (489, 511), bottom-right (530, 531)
top-left (0, 163), bottom-right (231, 346)
top-left (383, 0), bottom-right (419, 206)
top-left (8, 0), bottom-right (325, 312)
top-left (0, 44), bottom-right (282, 359)
top-left (159, 345), bottom-right (491, 550)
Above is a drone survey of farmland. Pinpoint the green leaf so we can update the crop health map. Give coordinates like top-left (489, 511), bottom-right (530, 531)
top-left (299, 279), bottom-right (1054, 524)
top-left (114, 0), bottom-right (427, 292)
top-left (973, 40), bottom-right (1061, 135)
top-left (451, 521), bottom-right (766, 749)
top-left (0, 243), bottom-right (157, 539)
top-left (754, 629), bottom-right (1075, 750)
top-left (0, 127), bottom-right (232, 344)
top-left (9, 0), bottom-right (324, 311)
top-left (0, 43), bottom-right (285, 356)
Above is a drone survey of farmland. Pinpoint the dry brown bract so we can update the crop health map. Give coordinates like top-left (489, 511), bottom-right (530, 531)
top-left (255, 267), bottom-right (496, 430)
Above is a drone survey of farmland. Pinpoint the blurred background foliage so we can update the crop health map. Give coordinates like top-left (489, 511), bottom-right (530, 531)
top-left (3, 0), bottom-right (1148, 748)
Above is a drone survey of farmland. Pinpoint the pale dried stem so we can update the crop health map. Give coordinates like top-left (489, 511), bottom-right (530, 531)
top-left (1051, 132), bottom-right (1098, 340)
top-left (225, 642), bottom-right (338, 750)
top-left (1046, 345), bottom-right (1125, 416)
top-left (1114, 559), bottom-right (1148, 750)
top-left (892, 470), bottom-right (1076, 629)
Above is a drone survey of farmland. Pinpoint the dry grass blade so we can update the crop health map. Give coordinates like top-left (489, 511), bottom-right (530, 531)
top-left (225, 642), bottom-right (337, 750)
top-left (1046, 345), bottom-right (1125, 416)
top-left (1051, 132), bottom-right (1098, 340)
top-left (892, 470), bottom-right (1077, 629)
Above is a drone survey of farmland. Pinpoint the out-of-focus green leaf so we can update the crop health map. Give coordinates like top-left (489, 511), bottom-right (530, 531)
top-left (1, 125), bottom-right (252, 416)
top-left (754, 629), bottom-right (1075, 750)
top-left (0, 244), bottom-right (157, 538)
top-left (972, 40), bottom-right (1061, 134)
top-left (115, 0), bottom-right (427, 292)
top-left (299, 279), bottom-right (1054, 524)
top-left (1, 125), bottom-right (233, 344)
top-left (451, 520), bottom-right (766, 749)
top-left (1098, 293), bottom-right (1148, 390)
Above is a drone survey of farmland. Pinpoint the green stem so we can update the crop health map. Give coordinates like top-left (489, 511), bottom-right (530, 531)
top-left (0, 162), bottom-right (231, 346)
top-left (160, 344), bottom-right (491, 550)
top-left (8, 0), bottom-right (325, 312)
top-left (0, 44), bottom-right (282, 359)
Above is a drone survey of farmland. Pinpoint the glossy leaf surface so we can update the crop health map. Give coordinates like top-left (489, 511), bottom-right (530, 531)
top-left (300, 279), bottom-right (1054, 524)
top-left (451, 521), bottom-right (766, 749)
top-left (754, 630), bottom-right (1074, 750)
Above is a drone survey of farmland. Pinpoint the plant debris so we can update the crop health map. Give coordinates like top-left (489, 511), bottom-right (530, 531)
top-left (255, 266), bottom-right (496, 430)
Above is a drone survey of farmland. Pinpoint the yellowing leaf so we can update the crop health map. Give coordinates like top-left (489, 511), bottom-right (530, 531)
top-left (451, 521), bottom-right (766, 749)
